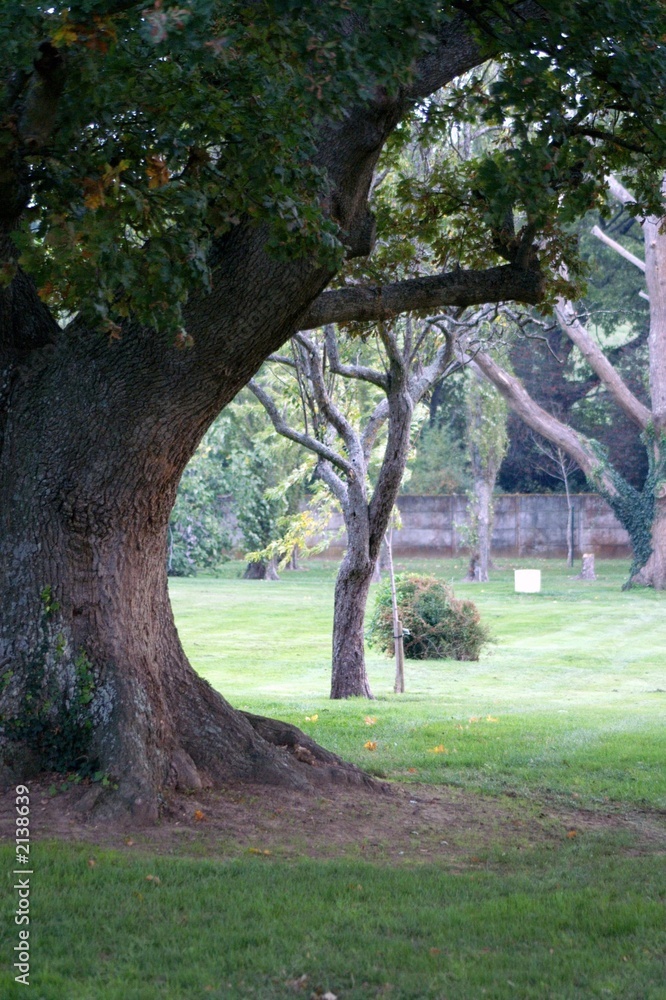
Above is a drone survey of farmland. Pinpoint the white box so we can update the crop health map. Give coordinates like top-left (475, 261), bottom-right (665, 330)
top-left (514, 569), bottom-right (541, 593)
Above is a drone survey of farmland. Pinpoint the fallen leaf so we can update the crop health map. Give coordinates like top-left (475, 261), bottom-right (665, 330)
top-left (363, 740), bottom-right (377, 751)
top-left (193, 809), bottom-right (206, 822)
top-left (486, 715), bottom-right (499, 722)
top-left (305, 714), bottom-right (319, 722)
top-left (429, 947), bottom-right (441, 956)
top-left (87, 858), bottom-right (97, 868)
top-left (125, 838), bottom-right (135, 846)
top-left (364, 715), bottom-right (377, 725)
top-left (248, 847), bottom-right (271, 855)
top-left (145, 874), bottom-right (161, 883)
top-left (567, 830), bottom-right (577, 838)
top-left (407, 767), bottom-right (418, 774)
top-left (429, 744), bottom-right (448, 754)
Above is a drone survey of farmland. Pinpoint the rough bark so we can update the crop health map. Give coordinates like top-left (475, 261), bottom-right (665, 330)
top-left (330, 554), bottom-right (376, 700)
top-left (0, 233), bottom-right (346, 814)
top-left (299, 264), bottom-right (544, 329)
top-left (577, 553), bottom-right (597, 580)
top-left (466, 477), bottom-right (494, 583)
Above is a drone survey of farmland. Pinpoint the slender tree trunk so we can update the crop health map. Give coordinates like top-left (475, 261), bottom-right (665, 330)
top-left (566, 502), bottom-right (574, 567)
top-left (330, 551), bottom-right (375, 699)
top-left (466, 478), bottom-right (494, 582)
top-left (475, 477), bottom-right (493, 583)
top-left (385, 527), bottom-right (405, 694)
top-left (564, 478), bottom-right (574, 568)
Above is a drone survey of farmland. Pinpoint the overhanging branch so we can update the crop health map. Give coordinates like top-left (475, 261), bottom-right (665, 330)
top-left (298, 264), bottom-right (544, 331)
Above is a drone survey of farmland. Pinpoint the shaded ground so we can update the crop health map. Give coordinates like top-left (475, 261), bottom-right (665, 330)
top-left (1, 777), bottom-right (664, 866)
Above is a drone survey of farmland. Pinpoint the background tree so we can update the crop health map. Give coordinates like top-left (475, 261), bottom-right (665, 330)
top-left (530, 436), bottom-right (580, 566)
top-left (250, 319), bottom-right (459, 698)
top-left (475, 175), bottom-right (666, 588)
top-left (498, 209), bottom-right (649, 494)
top-left (167, 420), bottom-right (233, 577)
top-left (463, 362), bottom-right (509, 581)
top-left (2, 1), bottom-right (666, 816)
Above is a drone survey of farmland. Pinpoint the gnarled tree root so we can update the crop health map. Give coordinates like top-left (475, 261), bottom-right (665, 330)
top-left (241, 711), bottom-right (388, 791)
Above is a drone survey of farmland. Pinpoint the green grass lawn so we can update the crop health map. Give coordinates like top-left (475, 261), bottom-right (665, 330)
top-left (1, 558), bottom-right (664, 999)
top-left (171, 557), bottom-right (666, 809)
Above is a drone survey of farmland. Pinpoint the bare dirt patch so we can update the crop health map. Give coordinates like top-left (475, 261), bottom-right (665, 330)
top-left (1, 777), bottom-right (664, 866)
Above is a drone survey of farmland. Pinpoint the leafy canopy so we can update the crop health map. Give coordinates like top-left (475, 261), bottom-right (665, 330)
top-left (2, 1), bottom-right (666, 336)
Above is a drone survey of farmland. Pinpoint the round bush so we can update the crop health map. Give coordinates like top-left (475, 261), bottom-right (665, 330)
top-left (367, 573), bottom-right (491, 661)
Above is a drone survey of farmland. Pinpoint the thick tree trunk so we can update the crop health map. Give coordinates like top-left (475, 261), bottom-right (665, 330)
top-left (0, 223), bottom-right (372, 815)
top-left (628, 490), bottom-right (666, 589)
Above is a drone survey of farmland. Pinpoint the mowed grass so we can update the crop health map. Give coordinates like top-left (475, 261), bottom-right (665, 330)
top-left (1, 842), bottom-right (664, 1000)
top-left (1, 558), bottom-right (664, 999)
top-left (170, 557), bottom-right (666, 809)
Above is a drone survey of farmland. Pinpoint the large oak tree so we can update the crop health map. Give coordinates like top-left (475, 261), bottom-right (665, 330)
top-left (1, 1), bottom-right (665, 818)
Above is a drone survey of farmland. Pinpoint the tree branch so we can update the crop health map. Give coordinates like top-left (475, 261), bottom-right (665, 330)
top-left (554, 298), bottom-right (651, 430)
top-left (407, 1), bottom-right (549, 100)
top-left (298, 264), bottom-right (544, 330)
top-left (410, 330), bottom-right (457, 402)
top-left (293, 332), bottom-right (362, 464)
top-left (607, 175), bottom-right (636, 208)
top-left (361, 398), bottom-right (389, 464)
top-left (590, 225), bottom-right (645, 272)
top-left (472, 352), bottom-right (619, 497)
top-left (268, 353), bottom-right (297, 368)
top-left (315, 458), bottom-right (349, 511)
top-left (247, 378), bottom-right (354, 478)
top-left (323, 324), bottom-right (388, 389)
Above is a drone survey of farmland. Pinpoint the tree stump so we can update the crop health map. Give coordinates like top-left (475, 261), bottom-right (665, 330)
top-left (243, 559), bottom-right (280, 580)
top-left (577, 553), bottom-right (596, 580)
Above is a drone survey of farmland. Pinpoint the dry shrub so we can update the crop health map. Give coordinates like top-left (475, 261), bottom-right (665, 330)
top-left (367, 573), bottom-right (491, 661)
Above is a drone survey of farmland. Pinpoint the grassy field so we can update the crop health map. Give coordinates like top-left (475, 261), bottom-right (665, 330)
top-left (172, 557), bottom-right (666, 808)
top-left (1, 557), bottom-right (664, 999)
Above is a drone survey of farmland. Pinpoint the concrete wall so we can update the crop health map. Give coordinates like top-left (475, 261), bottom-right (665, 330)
top-left (323, 493), bottom-right (631, 559)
